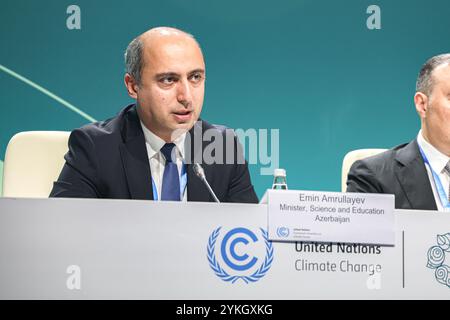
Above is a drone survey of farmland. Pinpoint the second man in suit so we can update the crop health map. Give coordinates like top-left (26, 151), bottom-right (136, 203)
top-left (347, 53), bottom-right (450, 211)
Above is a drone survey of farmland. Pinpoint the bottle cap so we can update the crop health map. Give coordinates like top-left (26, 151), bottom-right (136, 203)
top-left (273, 168), bottom-right (286, 177)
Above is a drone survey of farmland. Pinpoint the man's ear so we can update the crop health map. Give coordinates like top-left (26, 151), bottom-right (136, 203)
top-left (414, 92), bottom-right (428, 119)
top-left (124, 73), bottom-right (139, 99)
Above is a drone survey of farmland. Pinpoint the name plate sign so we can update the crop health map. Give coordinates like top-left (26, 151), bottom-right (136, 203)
top-left (265, 189), bottom-right (395, 245)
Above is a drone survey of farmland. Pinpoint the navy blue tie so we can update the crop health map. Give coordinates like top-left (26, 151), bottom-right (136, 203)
top-left (160, 143), bottom-right (180, 201)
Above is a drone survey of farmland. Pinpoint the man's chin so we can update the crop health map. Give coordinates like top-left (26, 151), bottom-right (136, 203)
top-left (169, 122), bottom-right (194, 137)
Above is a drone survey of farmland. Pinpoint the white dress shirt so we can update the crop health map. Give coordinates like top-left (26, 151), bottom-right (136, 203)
top-left (140, 121), bottom-right (188, 201)
top-left (417, 130), bottom-right (450, 212)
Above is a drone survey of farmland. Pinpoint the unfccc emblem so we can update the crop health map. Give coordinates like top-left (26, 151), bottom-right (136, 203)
top-left (207, 227), bottom-right (274, 284)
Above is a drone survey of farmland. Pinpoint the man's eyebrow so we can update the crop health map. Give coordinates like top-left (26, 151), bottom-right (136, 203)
top-left (155, 72), bottom-right (179, 79)
top-left (155, 69), bottom-right (205, 79)
top-left (188, 69), bottom-right (205, 75)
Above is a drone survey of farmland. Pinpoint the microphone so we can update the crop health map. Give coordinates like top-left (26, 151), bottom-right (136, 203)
top-left (192, 163), bottom-right (220, 203)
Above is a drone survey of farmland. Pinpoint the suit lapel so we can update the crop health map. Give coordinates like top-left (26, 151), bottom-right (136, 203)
top-left (394, 139), bottom-right (437, 210)
top-left (118, 105), bottom-right (153, 200)
top-left (186, 120), bottom-right (212, 202)
top-left (186, 164), bottom-right (212, 201)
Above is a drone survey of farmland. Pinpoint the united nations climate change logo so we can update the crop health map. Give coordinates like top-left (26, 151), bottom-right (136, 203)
top-left (207, 227), bottom-right (274, 284)
top-left (276, 226), bottom-right (289, 238)
top-left (426, 233), bottom-right (450, 288)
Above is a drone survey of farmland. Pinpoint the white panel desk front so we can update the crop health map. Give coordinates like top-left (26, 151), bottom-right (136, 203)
top-left (0, 197), bottom-right (448, 299)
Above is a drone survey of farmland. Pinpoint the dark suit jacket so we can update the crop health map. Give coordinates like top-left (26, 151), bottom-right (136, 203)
top-left (346, 139), bottom-right (437, 210)
top-left (50, 104), bottom-right (258, 203)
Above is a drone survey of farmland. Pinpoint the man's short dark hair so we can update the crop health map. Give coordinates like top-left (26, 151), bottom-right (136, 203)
top-left (416, 53), bottom-right (450, 96)
top-left (124, 37), bottom-right (144, 86)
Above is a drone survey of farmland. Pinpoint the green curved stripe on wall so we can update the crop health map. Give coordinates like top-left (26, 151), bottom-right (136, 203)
top-left (0, 64), bottom-right (97, 123)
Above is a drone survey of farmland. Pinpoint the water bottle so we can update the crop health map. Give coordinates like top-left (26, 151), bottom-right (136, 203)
top-left (272, 168), bottom-right (288, 190)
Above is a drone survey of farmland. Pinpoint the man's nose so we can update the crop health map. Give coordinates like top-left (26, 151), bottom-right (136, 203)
top-left (176, 79), bottom-right (192, 108)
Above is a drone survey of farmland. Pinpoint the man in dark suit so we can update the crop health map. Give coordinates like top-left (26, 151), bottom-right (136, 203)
top-left (346, 54), bottom-right (450, 211)
top-left (50, 27), bottom-right (258, 203)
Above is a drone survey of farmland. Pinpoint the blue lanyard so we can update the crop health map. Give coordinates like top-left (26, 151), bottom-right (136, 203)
top-left (151, 162), bottom-right (187, 201)
top-left (418, 145), bottom-right (450, 209)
